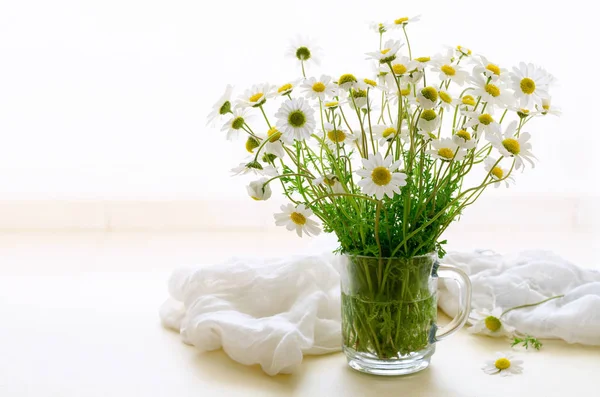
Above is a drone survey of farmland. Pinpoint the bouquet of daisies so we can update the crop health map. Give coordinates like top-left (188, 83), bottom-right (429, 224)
top-left (208, 16), bottom-right (557, 260)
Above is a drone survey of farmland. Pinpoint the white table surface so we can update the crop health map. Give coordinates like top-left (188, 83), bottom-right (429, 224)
top-left (1, 230), bottom-right (599, 397)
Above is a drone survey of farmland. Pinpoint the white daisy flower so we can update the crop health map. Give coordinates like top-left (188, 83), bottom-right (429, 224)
top-left (487, 121), bottom-right (536, 170)
top-left (482, 352), bottom-right (524, 377)
top-left (207, 84), bottom-right (233, 126)
top-left (540, 97), bottom-right (561, 116)
top-left (410, 56), bottom-right (432, 71)
top-left (337, 73), bottom-right (359, 91)
top-left (416, 86), bottom-right (439, 109)
top-left (322, 122), bottom-right (353, 149)
top-left (390, 15), bottom-right (421, 28)
top-left (372, 123), bottom-right (409, 146)
top-left (275, 79), bottom-right (301, 97)
top-left (286, 36), bottom-right (323, 66)
top-left (469, 74), bottom-right (514, 109)
top-left (427, 138), bottom-right (467, 161)
top-left (431, 55), bottom-right (468, 86)
top-left (510, 62), bottom-right (554, 108)
top-left (438, 90), bottom-right (460, 111)
top-left (366, 39), bottom-right (404, 64)
top-left (468, 307), bottom-right (516, 336)
top-left (458, 94), bottom-right (477, 112)
top-left (274, 203), bottom-right (321, 237)
top-left (246, 178), bottom-right (272, 201)
top-left (221, 108), bottom-right (251, 140)
top-left (231, 160), bottom-right (278, 177)
top-left (369, 21), bottom-right (390, 34)
top-left (455, 45), bottom-right (472, 57)
top-left (237, 83), bottom-right (275, 108)
top-left (386, 82), bottom-right (414, 105)
top-left (417, 109), bottom-right (441, 134)
top-left (473, 55), bottom-right (510, 83)
top-left (301, 75), bottom-right (337, 101)
top-left (357, 77), bottom-right (384, 93)
top-left (348, 88), bottom-right (370, 109)
top-left (463, 110), bottom-right (500, 136)
top-left (387, 55), bottom-right (412, 78)
top-left (262, 127), bottom-right (287, 157)
top-left (452, 129), bottom-right (477, 149)
top-left (275, 98), bottom-right (316, 142)
top-left (484, 157), bottom-right (515, 188)
top-left (323, 99), bottom-right (347, 110)
top-left (402, 70), bottom-right (424, 85)
top-left (356, 153), bottom-right (407, 200)
top-left (314, 174), bottom-right (345, 194)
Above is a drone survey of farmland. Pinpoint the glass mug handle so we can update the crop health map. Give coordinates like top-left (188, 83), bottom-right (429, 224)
top-left (435, 264), bottom-right (472, 341)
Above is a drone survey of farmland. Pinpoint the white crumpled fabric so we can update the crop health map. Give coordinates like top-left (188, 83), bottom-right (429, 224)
top-left (439, 250), bottom-right (600, 346)
top-left (159, 255), bottom-right (341, 375)
top-left (161, 250), bottom-right (600, 375)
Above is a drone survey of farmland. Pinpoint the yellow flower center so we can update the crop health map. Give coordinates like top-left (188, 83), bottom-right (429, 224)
top-left (457, 45), bottom-right (471, 55)
top-left (323, 177), bottom-right (336, 187)
top-left (312, 82), bottom-right (326, 92)
top-left (268, 127), bottom-right (282, 142)
top-left (288, 110), bottom-right (306, 127)
top-left (495, 358), bottom-right (511, 370)
top-left (542, 104), bottom-right (550, 110)
top-left (339, 74), bottom-right (357, 85)
top-left (439, 91), bottom-right (452, 104)
top-left (381, 48), bottom-right (391, 55)
top-left (485, 316), bottom-right (502, 332)
top-left (327, 129), bottom-right (346, 143)
top-left (520, 77), bottom-right (536, 95)
top-left (478, 114), bottom-right (494, 125)
top-left (421, 109), bottom-right (437, 121)
top-left (502, 138), bottom-right (521, 155)
top-left (400, 86), bottom-right (411, 96)
top-left (491, 166), bottom-right (504, 179)
top-left (415, 56), bottom-right (430, 63)
top-left (251, 196), bottom-right (261, 201)
top-left (249, 93), bottom-right (264, 103)
top-left (394, 17), bottom-right (409, 24)
top-left (245, 137), bottom-right (260, 153)
top-left (351, 89), bottom-right (367, 98)
top-left (462, 95), bottom-right (476, 106)
top-left (277, 83), bottom-right (292, 93)
top-left (485, 84), bottom-right (501, 97)
top-left (421, 86), bottom-right (438, 102)
top-left (455, 130), bottom-right (471, 141)
top-left (364, 78), bottom-right (377, 87)
top-left (441, 64), bottom-right (456, 76)
top-left (438, 148), bottom-right (455, 160)
top-left (290, 212), bottom-right (306, 225)
top-left (371, 166), bottom-right (392, 186)
top-left (486, 64), bottom-right (501, 75)
top-left (382, 127), bottom-right (396, 138)
top-left (325, 101), bottom-right (339, 108)
top-left (392, 64), bottom-right (407, 75)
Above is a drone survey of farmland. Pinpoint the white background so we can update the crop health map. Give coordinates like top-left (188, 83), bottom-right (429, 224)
top-left (0, 0), bottom-right (596, 200)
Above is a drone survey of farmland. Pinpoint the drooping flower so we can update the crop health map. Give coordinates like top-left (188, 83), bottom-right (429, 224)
top-left (337, 73), bottom-right (359, 91)
top-left (275, 98), bottom-right (316, 141)
top-left (246, 178), bottom-right (272, 201)
top-left (274, 203), bottom-right (321, 237)
top-left (231, 160), bottom-right (278, 177)
top-left (301, 75), bottom-right (338, 101)
top-left (487, 121), bottom-right (536, 170)
top-left (468, 307), bottom-right (516, 336)
top-left (416, 86), bottom-right (439, 109)
top-left (417, 109), bottom-right (441, 134)
top-left (482, 352), bottom-right (524, 376)
top-left (356, 152), bottom-right (407, 200)
top-left (221, 108), bottom-right (251, 140)
top-left (313, 174), bottom-right (345, 194)
top-left (452, 129), bottom-right (477, 149)
top-left (366, 39), bottom-right (404, 64)
top-left (427, 138), bottom-right (467, 161)
top-left (369, 21), bottom-right (390, 34)
top-left (540, 97), bottom-right (561, 116)
top-left (207, 84), bottom-right (234, 126)
top-left (484, 157), bottom-right (515, 188)
top-left (510, 62), bottom-right (553, 108)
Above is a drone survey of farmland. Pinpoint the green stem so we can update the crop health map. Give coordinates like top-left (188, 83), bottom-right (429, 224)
top-left (501, 295), bottom-right (564, 317)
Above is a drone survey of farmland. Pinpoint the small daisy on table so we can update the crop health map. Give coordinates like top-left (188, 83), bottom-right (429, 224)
top-left (468, 307), bottom-right (516, 336)
top-left (482, 352), bottom-right (524, 376)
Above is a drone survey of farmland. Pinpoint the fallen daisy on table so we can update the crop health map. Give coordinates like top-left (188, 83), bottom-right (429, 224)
top-left (468, 307), bottom-right (516, 337)
top-left (482, 352), bottom-right (524, 376)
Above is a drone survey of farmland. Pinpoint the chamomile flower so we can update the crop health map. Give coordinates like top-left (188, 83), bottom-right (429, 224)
top-left (372, 123), bottom-right (409, 146)
top-left (286, 36), bottom-right (322, 66)
top-left (246, 178), bottom-right (272, 201)
top-left (357, 77), bottom-right (384, 92)
top-left (484, 157), bottom-right (515, 188)
top-left (207, 84), bottom-right (233, 126)
top-left (438, 90), bottom-right (459, 111)
top-left (431, 56), bottom-right (468, 86)
top-left (274, 203), bottom-right (321, 237)
top-left (301, 75), bottom-right (337, 101)
top-left (540, 97), bottom-right (561, 116)
top-left (410, 56), bottom-right (432, 71)
top-left (452, 129), bottom-right (477, 149)
top-left (482, 352), bottom-right (523, 376)
top-left (427, 138), bottom-right (467, 161)
top-left (455, 45), bottom-right (472, 57)
top-left (231, 160), bottom-right (278, 177)
top-left (275, 98), bottom-right (316, 142)
top-left (262, 127), bottom-right (287, 157)
top-left (366, 39), bottom-right (404, 64)
top-left (238, 83), bottom-right (275, 108)
top-left (417, 109), bottom-right (441, 134)
top-left (388, 55), bottom-right (412, 77)
top-left (402, 70), bottom-right (424, 85)
top-left (487, 121), bottom-right (536, 170)
top-left (322, 123), bottom-right (352, 149)
top-left (221, 108), bottom-right (251, 140)
top-left (348, 88), bottom-right (370, 109)
top-left (356, 153), bottom-right (407, 200)
top-left (463, 110), bottom-right (500, 136)
top-left (458, 94), bottom-right (477, 111)
top-left (468, 307), bottom-right (516, 336)
top-left (510, 62), bottom-right (553, 108)
top-left (370, 21), bottom-right (390, 34)
top-left (314, 174), bottom-right (345, 194)
top-left (474, 55), bottom-right (510, 83)
top-left (275, 79), bottom-right (301, 97)
top-left (337, 73), bottom-right (359, 91)
top-left (416, 86), bottom-right (439, 109)
top-left (390, 15), bottom-right (421, 28)
top-left (469, 74), bottom-right (514, 108)
top-left (323, 99), bottom-right (347, 110)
